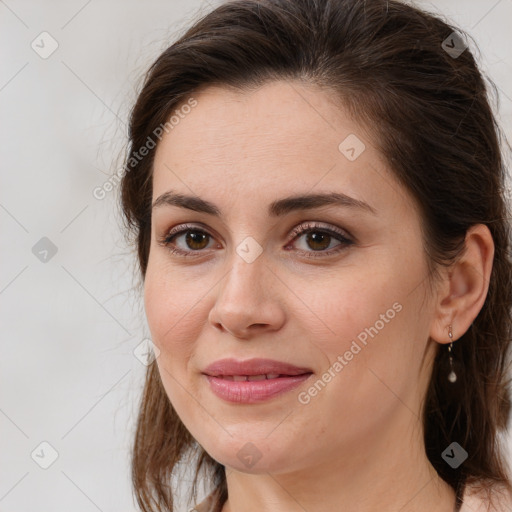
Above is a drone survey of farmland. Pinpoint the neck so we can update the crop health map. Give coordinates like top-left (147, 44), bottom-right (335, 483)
top-left (220, 414), bottom-right (456, 512)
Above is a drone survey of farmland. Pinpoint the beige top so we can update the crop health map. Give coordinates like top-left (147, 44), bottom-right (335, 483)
top-left (189, 483), bottom-right (512, 512)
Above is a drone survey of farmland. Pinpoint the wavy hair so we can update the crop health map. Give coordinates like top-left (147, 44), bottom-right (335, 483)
top-left (118, 0), bottom-right (512, 510)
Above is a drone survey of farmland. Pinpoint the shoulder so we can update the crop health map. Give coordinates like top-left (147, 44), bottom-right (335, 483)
top-left (460, 482), bottom-right (512, 512)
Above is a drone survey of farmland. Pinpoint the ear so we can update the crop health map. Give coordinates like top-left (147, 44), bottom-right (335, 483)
top-left (429, 224), bottom-right (494, 343)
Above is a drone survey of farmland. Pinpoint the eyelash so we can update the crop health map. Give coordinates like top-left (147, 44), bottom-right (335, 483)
top-left (157, 221), bottom-right (354, 260)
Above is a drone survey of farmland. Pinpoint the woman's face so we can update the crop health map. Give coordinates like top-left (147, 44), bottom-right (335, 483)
top-left (145, 80), bottom-right (439, 473)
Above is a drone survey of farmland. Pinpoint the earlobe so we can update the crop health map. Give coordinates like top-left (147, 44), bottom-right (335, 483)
top-left (429, 224), bottom-right (494, 344)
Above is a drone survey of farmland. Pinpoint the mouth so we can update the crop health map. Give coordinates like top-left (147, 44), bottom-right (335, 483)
top-left (201, 358), bottom-right (314, 403)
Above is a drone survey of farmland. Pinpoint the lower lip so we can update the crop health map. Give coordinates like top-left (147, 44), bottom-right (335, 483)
top-left (204, 373), bottom-right (313, 404)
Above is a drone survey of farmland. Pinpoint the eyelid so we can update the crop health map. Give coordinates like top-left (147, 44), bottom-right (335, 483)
top-left (160, 220), bottom-right (353, 242)
top-left (288, 221), bottom-right (353, 243)
top-left (161, 222), bottom-right (217, 245)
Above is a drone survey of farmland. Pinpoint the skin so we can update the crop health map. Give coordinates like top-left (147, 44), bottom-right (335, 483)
top-left (144, 80), bottom-right (494, 512)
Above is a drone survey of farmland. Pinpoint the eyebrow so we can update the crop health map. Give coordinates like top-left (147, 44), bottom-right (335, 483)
top-left (151, 190), bottom-right (377, 216)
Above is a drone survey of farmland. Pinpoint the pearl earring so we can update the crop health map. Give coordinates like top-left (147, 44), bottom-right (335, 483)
top-left (447, 324), bottom-right (457, 383)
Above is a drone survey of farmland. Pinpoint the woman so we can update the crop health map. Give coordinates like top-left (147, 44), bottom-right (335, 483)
top-left (119, 0), bottom-right (512, 511)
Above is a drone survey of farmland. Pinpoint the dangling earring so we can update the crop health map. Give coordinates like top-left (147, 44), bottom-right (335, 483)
top-left (447, 324), bottom-right (457, 383)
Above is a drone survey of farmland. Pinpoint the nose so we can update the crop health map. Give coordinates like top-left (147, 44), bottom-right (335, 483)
top-left (208, 251), bottom-right (286, 340)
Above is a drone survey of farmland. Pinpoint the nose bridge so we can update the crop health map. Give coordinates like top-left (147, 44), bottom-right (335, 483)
top-left (223, 238), bottom-right (268, 299)
top-left (221, 206), bottom-right (268, 280)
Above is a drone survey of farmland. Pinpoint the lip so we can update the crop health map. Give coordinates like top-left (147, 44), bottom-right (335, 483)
top-left (202, 358), bottom-right (313, 404)
top-left (204, 374), bottom-right (312, 404)
top-left (202, 358), bottom-right (313, 377)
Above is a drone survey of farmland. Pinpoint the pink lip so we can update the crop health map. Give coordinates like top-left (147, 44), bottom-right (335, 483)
top-left (202, 358), bottom-right (313, 404)
top-left (205, 374), bottom-right (312, 403)
top-left (202, 358), bottom-right (312, 377)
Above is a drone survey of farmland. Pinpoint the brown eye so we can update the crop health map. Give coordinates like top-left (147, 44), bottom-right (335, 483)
top-left (288, 222), bottom-right (354, 259)
top-left (303, 231), bottom-right (333, 251)
top-left (164, 228), bottom-right (213, 252)
top-left (157, 224), bottom-right (217, 258)
top-left (158, 221), bottom-right (353, 259)
top-left (180, 230), bottom-right (210, 251)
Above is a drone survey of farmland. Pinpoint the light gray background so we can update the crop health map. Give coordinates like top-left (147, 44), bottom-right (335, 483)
top-left (1, 1), bottom-right (511, 511)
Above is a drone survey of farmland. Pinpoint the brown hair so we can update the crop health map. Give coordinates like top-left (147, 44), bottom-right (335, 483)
top-left (119, 0), bottom-right (512, 510)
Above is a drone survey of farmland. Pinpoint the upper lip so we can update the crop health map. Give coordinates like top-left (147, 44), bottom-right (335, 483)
top-left (202, 358), bottom-right (313, 377)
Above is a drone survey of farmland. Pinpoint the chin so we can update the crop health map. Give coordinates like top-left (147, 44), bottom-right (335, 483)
top-left (199, 433), bottom-right (299, 474)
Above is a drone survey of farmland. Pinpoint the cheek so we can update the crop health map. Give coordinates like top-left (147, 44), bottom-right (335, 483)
top-left (143, 267), bottom-right (207, 422)
top-left (143, 262), bottom-right (202, 369)
top-left (298, 260), bottom-right (427, 423)
top-left (305, 262), bottom-right (404, 355)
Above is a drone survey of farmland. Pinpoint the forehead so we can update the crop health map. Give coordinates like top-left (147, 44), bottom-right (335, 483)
top-left (154, 81), bottom-right (359, 173)
top-left (152, 80), bottom-right (413, 218)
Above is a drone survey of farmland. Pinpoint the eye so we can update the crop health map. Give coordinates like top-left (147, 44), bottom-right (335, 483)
top-left (157, 223), bottom-right (217, 258)
top-left (157, 221), bottom-right (353, 259)
top-left (286, 221), bottom-right (354, 259)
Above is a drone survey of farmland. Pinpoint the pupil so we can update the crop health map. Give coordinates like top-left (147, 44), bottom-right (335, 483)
top-left (186, 231), bottom-right (208, 250)
top-left (308, 232), bottom-right (330, 250)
